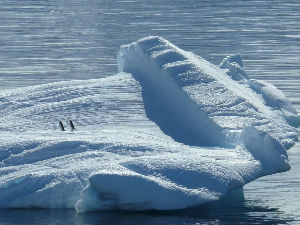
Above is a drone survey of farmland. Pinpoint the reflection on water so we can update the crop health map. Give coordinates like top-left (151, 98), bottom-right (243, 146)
top-left (0, 200), bottom-right (292, 225)
top-left (243, 142), bottom-right (300, 225)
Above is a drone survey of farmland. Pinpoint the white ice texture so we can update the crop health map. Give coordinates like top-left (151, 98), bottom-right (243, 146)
top-left (0, 36), bottom-right (299, 212)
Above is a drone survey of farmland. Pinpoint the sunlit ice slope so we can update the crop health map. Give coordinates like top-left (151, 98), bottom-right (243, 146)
top-left (0, 36), bottom-right (299, 212)
top-left (118, 36), bottom-right (299, 149)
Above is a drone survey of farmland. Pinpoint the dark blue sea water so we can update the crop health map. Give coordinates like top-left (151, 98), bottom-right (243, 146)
top-left (0, 0), bottom-right (299, 224)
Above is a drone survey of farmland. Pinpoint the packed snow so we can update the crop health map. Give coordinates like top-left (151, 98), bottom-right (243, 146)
top-left (0, 36), bottom-right (298, 212)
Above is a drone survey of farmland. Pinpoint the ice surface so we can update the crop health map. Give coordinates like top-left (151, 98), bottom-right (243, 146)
top-left (248, 79), bottom-right (300, 127)
top-left (0, 36), bottom-right (299, 212)
top-left (219, 54), bottom-right (248, 80)
top-left (118, 36), bottom-right (299, 148)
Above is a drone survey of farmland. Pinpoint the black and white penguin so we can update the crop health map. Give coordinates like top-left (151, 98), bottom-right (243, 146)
top-left (69, 120), bottom-right (76, 131)
top-left (59, 121), bottom-right (65, 131)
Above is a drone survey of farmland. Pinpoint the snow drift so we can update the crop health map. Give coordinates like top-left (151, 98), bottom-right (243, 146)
top-left (0, 36), bottom-right (299, 212)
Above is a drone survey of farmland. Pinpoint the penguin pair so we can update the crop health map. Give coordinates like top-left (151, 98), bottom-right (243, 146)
top-left (59, 120), bottom-right (76, 131)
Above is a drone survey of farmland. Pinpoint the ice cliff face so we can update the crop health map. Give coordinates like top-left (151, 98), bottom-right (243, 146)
top-left (0, 36), bottom-right (298, 211)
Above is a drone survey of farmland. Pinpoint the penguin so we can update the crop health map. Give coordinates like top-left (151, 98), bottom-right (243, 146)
top-left (59, 121), bottom-right (65, 131)
top-left (69, 120), bottom-right (76, 131)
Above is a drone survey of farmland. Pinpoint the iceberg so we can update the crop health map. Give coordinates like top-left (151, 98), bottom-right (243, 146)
top-left (0, 36), bottom-right (298, 212)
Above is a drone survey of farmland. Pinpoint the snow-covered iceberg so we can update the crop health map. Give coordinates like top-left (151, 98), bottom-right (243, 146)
top-left (0, 36), bottom-right (298, 212)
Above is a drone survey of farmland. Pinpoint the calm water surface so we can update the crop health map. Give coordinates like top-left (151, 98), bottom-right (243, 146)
top-left (0, 0), bottom-right (299, 224)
